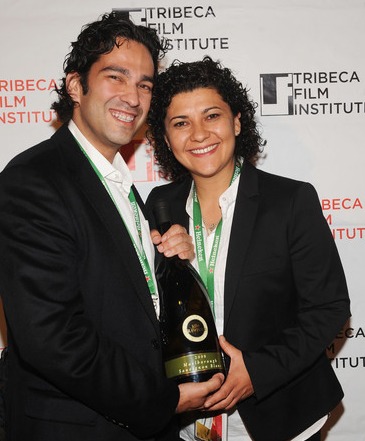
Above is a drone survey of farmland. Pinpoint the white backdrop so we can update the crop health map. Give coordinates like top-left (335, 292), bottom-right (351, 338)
top-left (1, 1), bottom-right (364, 439)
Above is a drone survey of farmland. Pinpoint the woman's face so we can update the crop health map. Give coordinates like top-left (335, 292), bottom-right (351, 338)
top-left (164, 87), bottom-right (241, 182)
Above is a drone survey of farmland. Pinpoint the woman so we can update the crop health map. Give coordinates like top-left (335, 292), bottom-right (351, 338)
top-left (146, 57), bottom-right (350, 441)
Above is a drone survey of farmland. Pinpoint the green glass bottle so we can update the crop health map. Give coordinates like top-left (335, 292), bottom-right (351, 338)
top-left (153, 199), bottom-right (225, 384)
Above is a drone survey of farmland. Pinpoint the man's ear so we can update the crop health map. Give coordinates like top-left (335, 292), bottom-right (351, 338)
top-left (66, 72), bottom-right (82, 104)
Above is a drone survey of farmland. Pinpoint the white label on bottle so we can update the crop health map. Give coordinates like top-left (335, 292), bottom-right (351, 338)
top-left (182, 314), bottom-right (208, 342)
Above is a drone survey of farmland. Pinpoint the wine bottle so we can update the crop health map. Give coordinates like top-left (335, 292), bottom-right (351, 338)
top-left (153, 198), bottom-right (225, 384)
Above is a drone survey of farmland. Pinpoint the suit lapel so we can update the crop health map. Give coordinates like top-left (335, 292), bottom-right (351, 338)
top-left (172, 179), bottom-right (191, 231)
top-left (54, 127), bottom-right (160, 331)
top-left (132, 184), bottom-right (148, 218)
top-left (224, 162), bottom-right (259, 328)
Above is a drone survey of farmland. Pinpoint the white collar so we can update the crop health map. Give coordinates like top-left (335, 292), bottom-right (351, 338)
top-left (68, 120), bottom-right (133, 193)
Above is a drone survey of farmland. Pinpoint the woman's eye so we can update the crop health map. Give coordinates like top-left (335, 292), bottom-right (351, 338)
top-left (207, 113), bottom-right (219, 120)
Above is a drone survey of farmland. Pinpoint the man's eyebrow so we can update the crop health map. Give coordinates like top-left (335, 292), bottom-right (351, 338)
top-left (100, 65), bottom-right (129, 75)
top-left (100, 65), bottom-right (154, 83)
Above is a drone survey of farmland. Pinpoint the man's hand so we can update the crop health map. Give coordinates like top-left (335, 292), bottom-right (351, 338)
top-left (150, 224), bottom-right (194, 261)
top-left (176, 373), bottom-right (225, 414)
top-left (204, 336), bottom-right (254, 411)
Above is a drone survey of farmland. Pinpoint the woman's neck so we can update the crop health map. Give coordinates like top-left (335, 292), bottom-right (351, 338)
top-left (192, 164), bottom-right (235, 233)
top-left (192, 161), bottom-right (235, 203)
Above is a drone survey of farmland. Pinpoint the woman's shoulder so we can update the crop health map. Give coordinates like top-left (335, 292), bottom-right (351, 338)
top-left (253, 164), bottom-right (312, 192)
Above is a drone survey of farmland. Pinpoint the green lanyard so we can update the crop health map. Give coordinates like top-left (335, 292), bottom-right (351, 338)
top-left (78, 143), bottom-right (157, 297)
top-left (193, 163), bottom-right (241, 315)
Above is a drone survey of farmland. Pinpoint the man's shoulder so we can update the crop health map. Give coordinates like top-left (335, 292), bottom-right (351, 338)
top-left (2, 126), bottom-right (77, 177)
top-left (5, 138), bottom-right (54, 169)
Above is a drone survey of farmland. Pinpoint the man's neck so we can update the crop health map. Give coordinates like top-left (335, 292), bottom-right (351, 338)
top-left (69, 119), bottom-right (120, 163)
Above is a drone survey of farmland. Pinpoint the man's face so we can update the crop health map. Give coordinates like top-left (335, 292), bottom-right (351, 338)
top-left (67, 39), bottom-right (154, 161)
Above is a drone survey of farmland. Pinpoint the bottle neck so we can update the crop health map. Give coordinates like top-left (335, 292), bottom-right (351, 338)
top-left (157, 220), bottom-right (172, 236)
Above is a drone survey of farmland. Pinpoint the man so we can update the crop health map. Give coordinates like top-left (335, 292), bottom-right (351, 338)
top-left (0, 12), bottom-right (223, 441)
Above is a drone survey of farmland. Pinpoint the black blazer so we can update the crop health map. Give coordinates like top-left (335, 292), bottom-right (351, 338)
top-left (0, 125), bottom-right (180, 441)
top-left (146, 161), bottom-right (350, 441)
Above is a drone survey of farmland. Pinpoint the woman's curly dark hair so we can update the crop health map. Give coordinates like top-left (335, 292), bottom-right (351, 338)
top-left (51, 11), bottom-right (167, 123)
top-left (147, 56), bottom-right (265, 181)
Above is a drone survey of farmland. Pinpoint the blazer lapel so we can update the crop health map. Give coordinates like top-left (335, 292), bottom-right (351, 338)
top-left (224, 162), bottom-right (259, 328)
top-left (54, 127), bottom-right (160, 331)
top-left (172, 179), bottom-right (191, 231)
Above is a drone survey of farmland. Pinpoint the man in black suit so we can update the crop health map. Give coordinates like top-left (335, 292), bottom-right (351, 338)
top-left (0, 12), bottom-right (223, 441)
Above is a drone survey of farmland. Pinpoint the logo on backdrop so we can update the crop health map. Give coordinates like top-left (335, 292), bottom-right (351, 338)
top-left (0, 79), bottom-right (57, 125)
top-left (259, 71), bottom-right (364, 116)
top-left (113, 6), bottom-right (229, 52)
top-left (321, 197), bottom-right (365, 241)
top-left (327, 325), bottom-right (365, 370)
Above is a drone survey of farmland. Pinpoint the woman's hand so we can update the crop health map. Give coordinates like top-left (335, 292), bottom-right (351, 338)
top-left (150, 224), bottom-right (194, 261)
top-left (176, 373), bottom-right (225, 413)
top-left (204, 336), bottom-right (254, 411)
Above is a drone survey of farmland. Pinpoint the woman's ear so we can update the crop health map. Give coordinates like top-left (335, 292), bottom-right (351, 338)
top-left (234, 112), bottom-right (241, 136)
top-left (164, 135), bottom-right (172, 151)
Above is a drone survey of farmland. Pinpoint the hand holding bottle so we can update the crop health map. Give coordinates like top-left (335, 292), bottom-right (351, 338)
top-left (150, 224), bottom-right (194, 260)
top-left (204, 336), bottom-right (254, 411)
top-left (175, 373), bottom-right (225, 413)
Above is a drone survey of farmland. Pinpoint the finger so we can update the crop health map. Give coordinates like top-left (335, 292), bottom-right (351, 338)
top-left (150, 229), bottom-right (162, 245)
top-left (160, 241), bottom-right (192, 258)
top-left (205, 395), bottom-right (237, 412)
top-left (204, 381), bottom-right (231, 408)
top-left (205, 382), bottom-right (242, 411)
top-left (205, 373), bottom-right (225, 393)
top-left (176, 373), bottom-right (225, 413)
top-left (162, 232), bottom-right (194, 259)
top-left (177, 248), bottom-right (195, 261)
top-left (160, 224), bottom-right (187, 242)
top-left (219, 335), bottom-right (236, 356)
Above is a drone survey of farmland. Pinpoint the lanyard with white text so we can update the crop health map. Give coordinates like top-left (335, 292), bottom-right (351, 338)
top-left (193, 163), bottom-right (241, 315)
top-left (78, 144), bottom-right (157, 297)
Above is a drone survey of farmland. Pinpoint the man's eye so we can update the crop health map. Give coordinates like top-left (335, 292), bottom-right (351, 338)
top-left (139, 84), bottom-right (153, 92)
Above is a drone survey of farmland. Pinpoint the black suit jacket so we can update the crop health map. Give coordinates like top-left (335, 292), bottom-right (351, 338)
top-left (146, 161), bottom-right (350, 441)
top-left (0, 125), bottom-right (180, 441)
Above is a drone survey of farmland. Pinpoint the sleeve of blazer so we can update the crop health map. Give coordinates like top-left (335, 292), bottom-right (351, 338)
top-left (0, 163), bottom-right (179, 437)
top-left (242, 182), bottom-right (351, 401)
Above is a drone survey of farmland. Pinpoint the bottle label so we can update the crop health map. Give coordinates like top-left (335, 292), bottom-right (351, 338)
top-left (182, 314), bottom-right (208, 342)
top-left (165, 351), bottom-right (224, 379)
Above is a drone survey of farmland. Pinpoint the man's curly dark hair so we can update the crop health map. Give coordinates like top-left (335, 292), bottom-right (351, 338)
top-left (147, 56), bottom-right (265, 181)
top-left (51, 11), bottom-right (167, 123)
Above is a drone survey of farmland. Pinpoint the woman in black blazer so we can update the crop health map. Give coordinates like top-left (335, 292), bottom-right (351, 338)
top-left (146, 57), bottom-right (350, 441)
